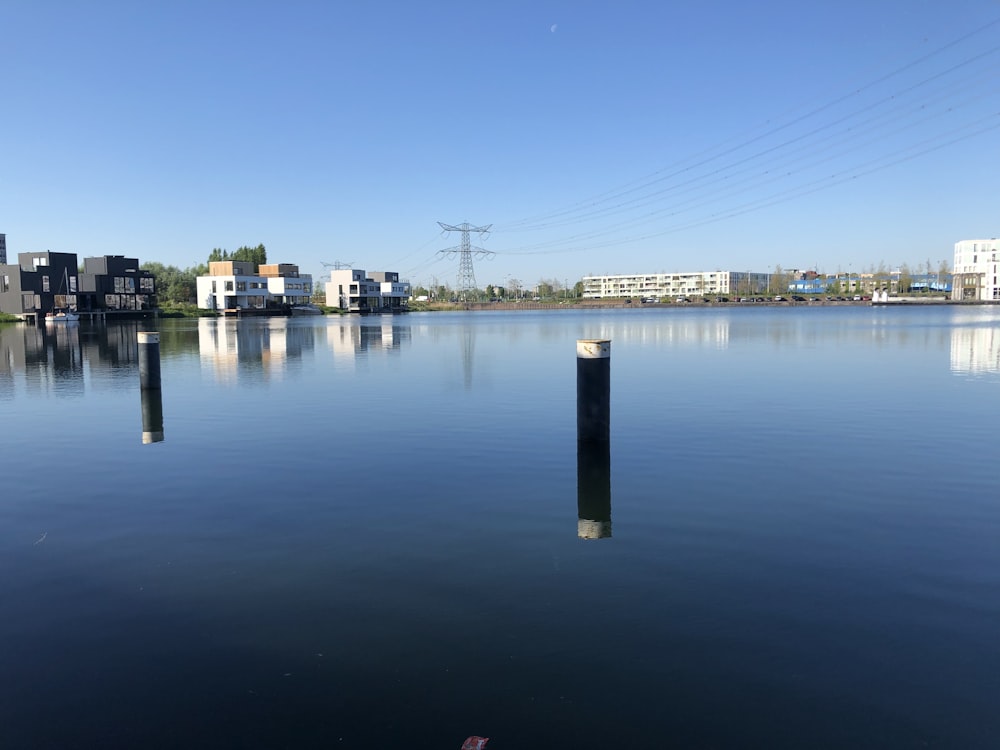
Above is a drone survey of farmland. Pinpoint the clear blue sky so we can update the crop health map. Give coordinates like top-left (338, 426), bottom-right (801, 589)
top-left (2, 1), bottom-right (998, 290)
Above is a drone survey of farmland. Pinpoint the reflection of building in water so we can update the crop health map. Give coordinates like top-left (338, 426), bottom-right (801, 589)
top-left (328, 321), bottom-right (411, 363)
top-left (950, 324), bottom-right (1000, 374)
top-left (0, 322), bottom-right (84, 396)
top-left (588, 318), bottom-right (730, 349)
top-left (577, 441), bottom-right (612, 540)
top-left (198, 319), bottom-right (315, 382)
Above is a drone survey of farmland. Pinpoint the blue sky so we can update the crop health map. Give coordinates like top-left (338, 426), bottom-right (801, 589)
top-left (2, 1), bottom-right (998, 290)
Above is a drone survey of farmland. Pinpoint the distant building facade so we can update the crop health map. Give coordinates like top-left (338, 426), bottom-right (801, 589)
top-left (581, 271), bottom-right (772, 299)
top-left (195, 261), bottom-right (313, 311)
top-left (0, 233), bottom-right (6, 265)
top-left (325, 269), bottom-right (410, 312)
top-left (952, 239), bottom-right (999, 301)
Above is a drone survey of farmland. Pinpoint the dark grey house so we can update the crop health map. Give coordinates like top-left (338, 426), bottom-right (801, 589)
top-left (0, 251), bottom-right (79, 319)
top-left (78, 255), bottom-right (156, 312)
top-left (0, 249), bottom-right (157, 319)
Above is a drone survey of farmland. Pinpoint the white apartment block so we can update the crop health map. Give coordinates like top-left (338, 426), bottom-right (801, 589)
top-left (196, 261), bottom-right (313, 310)
top-left (582, 270), bottom-right (772, 299)
top-left (952, 239), bottom-right (1000, 301)
top-left (326, 269), bottom-right (410, 312)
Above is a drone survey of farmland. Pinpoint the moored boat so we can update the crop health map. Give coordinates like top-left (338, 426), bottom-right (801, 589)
top-left (45, 309), bottom-right (80, 323)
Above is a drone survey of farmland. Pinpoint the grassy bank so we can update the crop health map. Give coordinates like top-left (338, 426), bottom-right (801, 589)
top-left (157, 303), bottom-right (219, 318)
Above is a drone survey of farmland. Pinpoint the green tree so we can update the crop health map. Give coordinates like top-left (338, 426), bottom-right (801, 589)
top-left (898, 263), bottom-right (913, 294)
top-left (207, 244), bottom-right (267, 272)
top-left (771, 264), bottom-right (789, 296)
top-left (142, 262), bottom-right (198, 305)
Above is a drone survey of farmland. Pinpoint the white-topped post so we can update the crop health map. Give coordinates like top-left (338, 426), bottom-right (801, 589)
top-left (138, 331), bottom-right (161, 390)
top-left (576, 339), bottom-right (610, 443)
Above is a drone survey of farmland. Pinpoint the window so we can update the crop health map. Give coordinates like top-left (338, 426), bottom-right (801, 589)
top-left (225, 281), bottom-right (234, 292)
top-left (114, 277), bottom-right (125, 293)
top-left (236, 281), bottom-right (247, 292)
top-left (1, 274), bottom-right (8, 293)
top-left (211, 280), bottom-right (217, 292)
top-left (69, 276), bottom-right (77, 293)
top-left (42, 275), bottom-right (50, 292)
top-left (140, 277), bottom-right (154, 291)
top-left (125, 277), bottom-right (135, 293)
top-left (32, 257), bottom-right (49, 269)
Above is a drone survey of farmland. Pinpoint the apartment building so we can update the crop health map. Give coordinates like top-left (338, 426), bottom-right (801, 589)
top-left (952, 239), bottom-right (1000, 301)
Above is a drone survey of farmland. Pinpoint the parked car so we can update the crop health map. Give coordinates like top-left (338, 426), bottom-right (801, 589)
top-left (791, 295), bottom-right (806, 302)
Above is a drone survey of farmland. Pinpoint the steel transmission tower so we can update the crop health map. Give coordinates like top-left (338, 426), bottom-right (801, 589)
top-left (437, 222), bottom-right (494, 296)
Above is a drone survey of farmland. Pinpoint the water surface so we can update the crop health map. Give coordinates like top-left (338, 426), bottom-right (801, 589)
top-left (1, 307), bottom-right (998, 749)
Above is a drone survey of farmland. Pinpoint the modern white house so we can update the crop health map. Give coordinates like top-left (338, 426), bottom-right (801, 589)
top-left (582, 270), bottom-right (772, 299)
top-left (196, 261), bottom-right (313, 311)
top-left (258, 263), bottom-right (313, 307)
top-left (952, 239), bottom-right (1000, 301)
top-left (325, 268), bottom-right (409, 312)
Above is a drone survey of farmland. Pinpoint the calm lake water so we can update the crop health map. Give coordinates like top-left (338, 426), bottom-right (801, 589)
top-left (2, 307), bottom-right (999, 749)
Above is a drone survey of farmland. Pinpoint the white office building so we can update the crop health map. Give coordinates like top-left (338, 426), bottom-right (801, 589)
top-left (582, 270), bottom-right (772, 300)
top-left (952, 239), bottom-right (1000, 301)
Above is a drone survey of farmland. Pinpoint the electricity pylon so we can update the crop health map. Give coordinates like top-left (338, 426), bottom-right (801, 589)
top-left (437, 222), bottom-right (494, 297)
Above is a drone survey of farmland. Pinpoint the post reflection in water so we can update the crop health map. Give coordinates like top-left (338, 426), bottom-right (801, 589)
top-left (140, 387), bottom-right (164, 444)
top-left (577, 439), bottom-right (612, 539)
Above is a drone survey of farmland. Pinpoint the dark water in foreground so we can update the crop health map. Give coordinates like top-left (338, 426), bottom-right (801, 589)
top-left (1, 307), bottom-right (999, 749)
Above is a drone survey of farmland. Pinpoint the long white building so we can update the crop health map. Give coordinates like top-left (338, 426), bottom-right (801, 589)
top-left (582, 270), bottom-right (772, 299)
top-left (952, 239), bottom-right (1000, 301)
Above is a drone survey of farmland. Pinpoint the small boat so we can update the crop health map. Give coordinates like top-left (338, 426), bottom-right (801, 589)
top-left (46, 268), bottom-right (80, 322)
top-left (45, 308), bottom-right (80, 323)
top-left (290, 304), bottom-right (322, 316)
